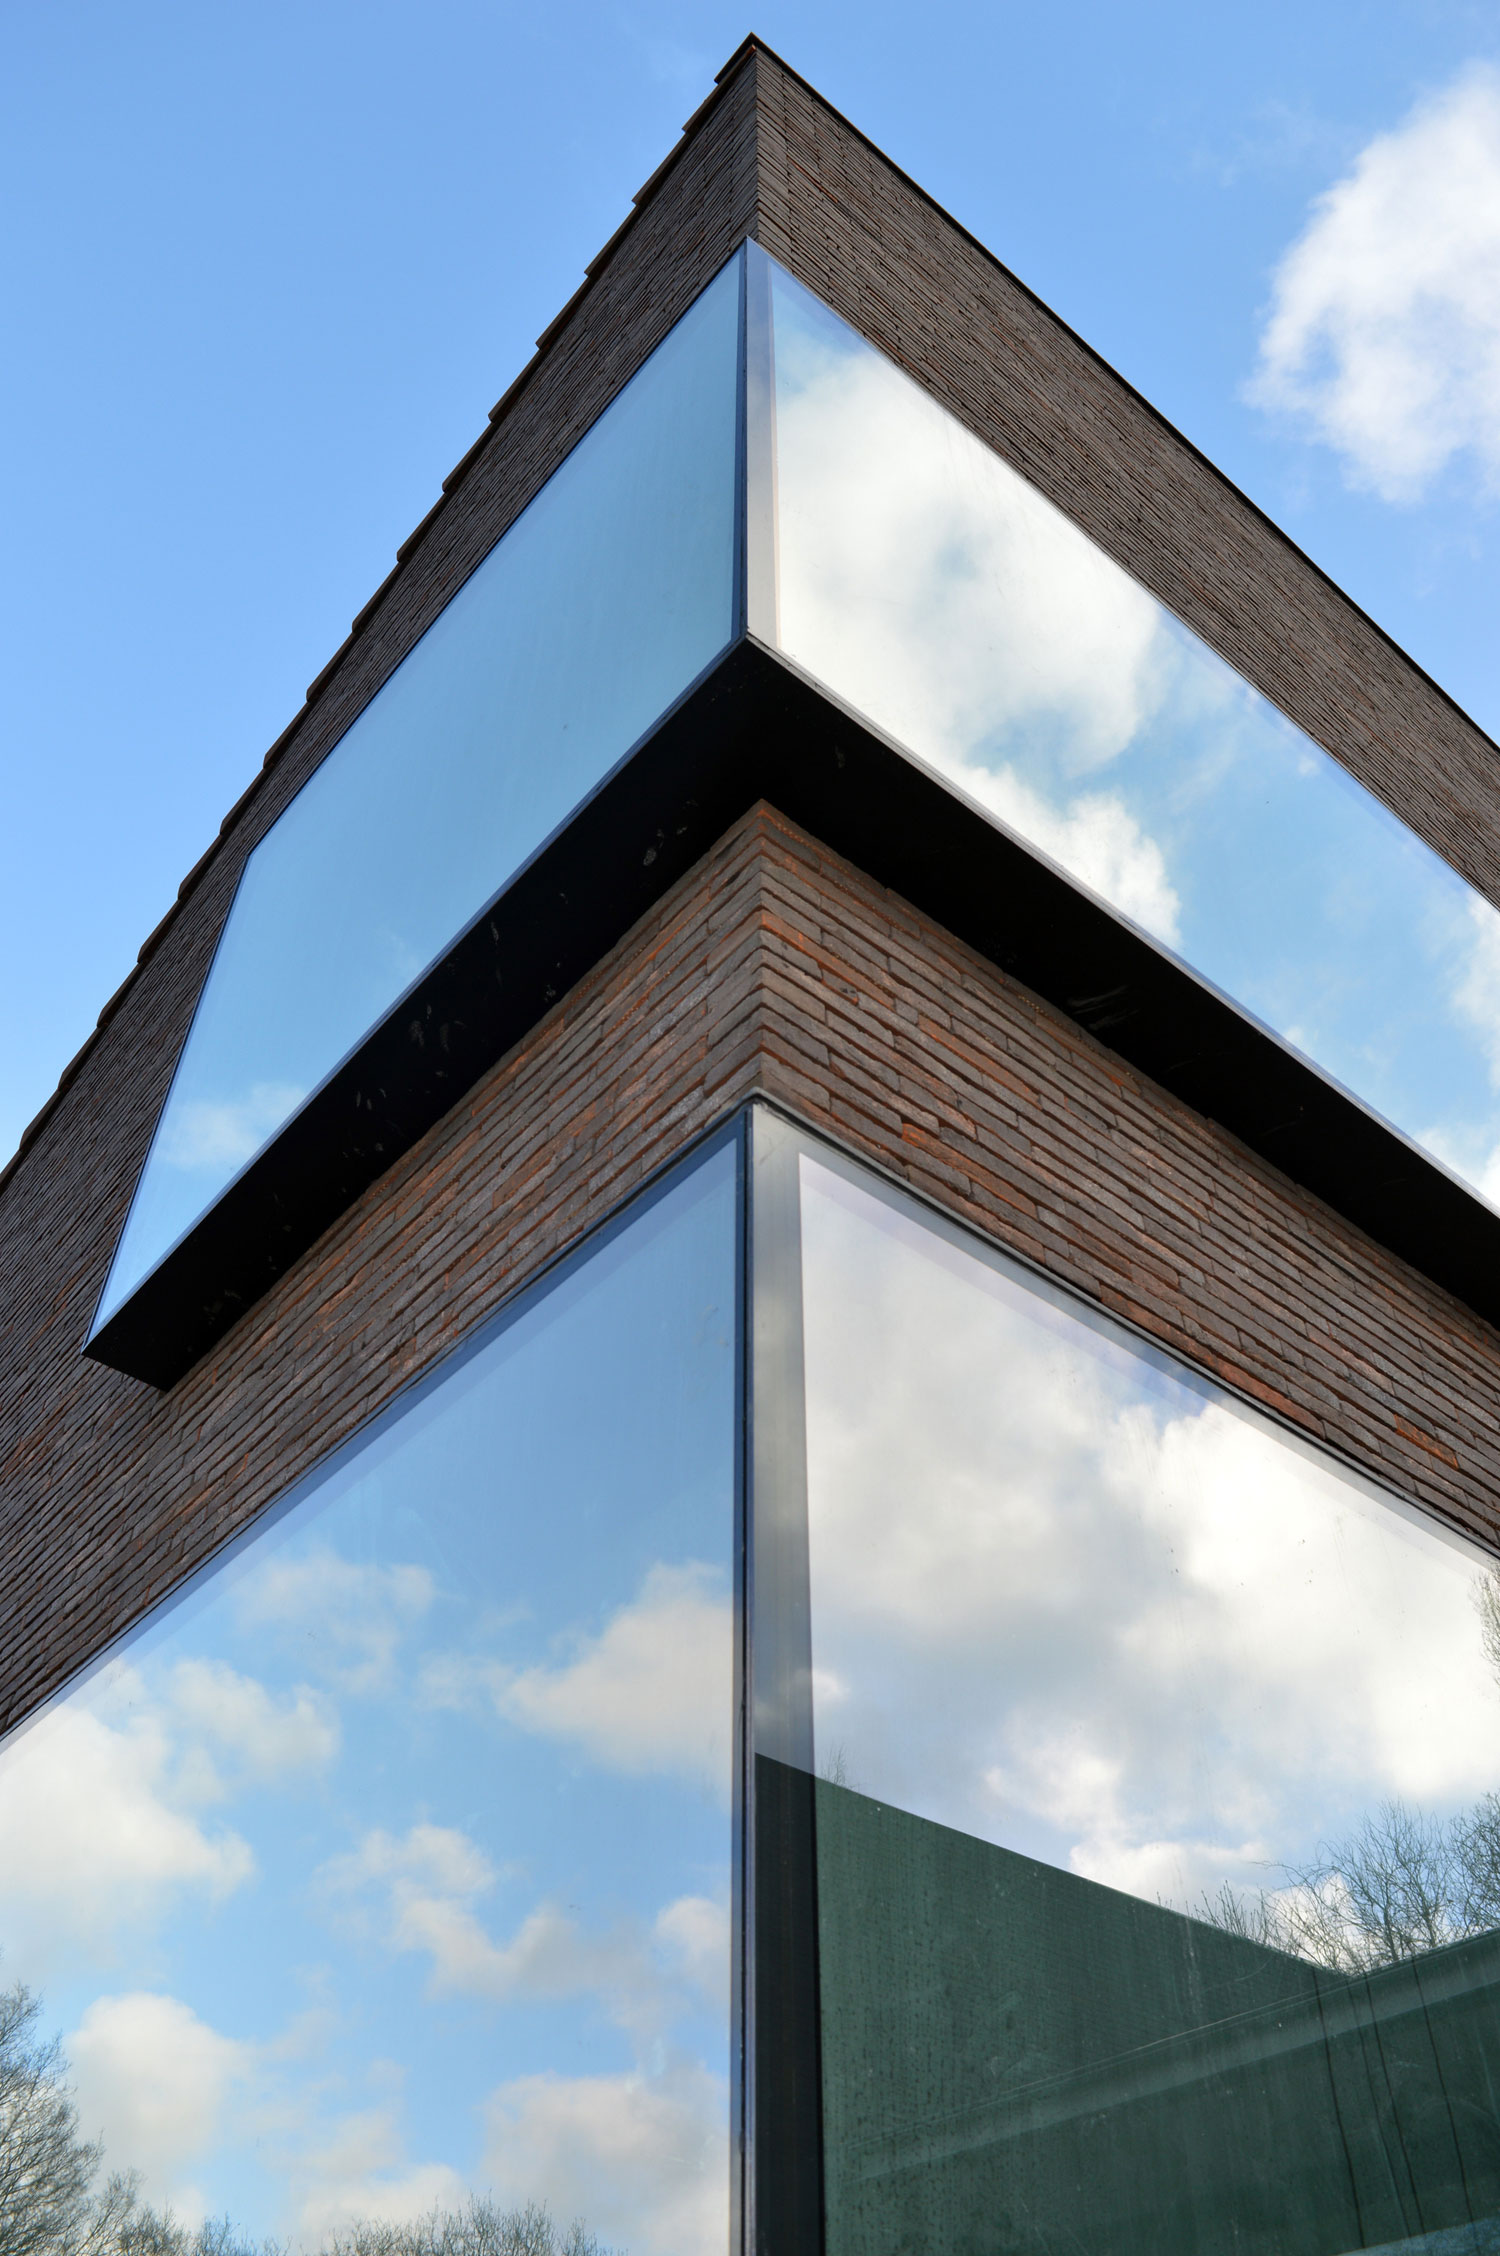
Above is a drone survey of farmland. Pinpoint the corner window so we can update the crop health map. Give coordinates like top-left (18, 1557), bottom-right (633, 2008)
top-left (14, 1104), bottom-right (1500, 2249)
top-left (758, 249), bottom-right (1500, 1218)
top-left (750, 1110), bottom-right (1500, 2256)
top-left (7, 1136), bottom-right (739, 2252)
top-left (94, 256), bottom-right (743, 1335)
top-left (94, 247), bottom-right (1500, 1362)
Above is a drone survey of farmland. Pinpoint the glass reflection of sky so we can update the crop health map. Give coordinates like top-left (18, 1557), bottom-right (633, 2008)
top-left (97, 255), bottom-right (743, 1331)
top-left (767, 258), bottom-right (1500, 1213)
top-left (3, 1142), bottom-right (737, 2254)
top-left (799, 1155), bottom-right (1500, 1919)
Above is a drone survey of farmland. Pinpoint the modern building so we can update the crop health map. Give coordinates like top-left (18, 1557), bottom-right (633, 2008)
top-left (6, 35), bottom-right (1500, 2256)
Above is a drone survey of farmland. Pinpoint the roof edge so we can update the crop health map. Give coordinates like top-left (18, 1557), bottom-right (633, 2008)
top-left (6, 29), bottom-right (1496, 1208)
top-left (732, 35), bottom-right (1499, 772)
top-left (0, 39), bottom-right (766, 1205)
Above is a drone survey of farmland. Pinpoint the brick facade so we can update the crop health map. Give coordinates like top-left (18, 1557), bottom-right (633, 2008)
top-left (4, 41), bottom-right (1499, 1739)
top-left (6, 806), bottom-right (1500, 1738)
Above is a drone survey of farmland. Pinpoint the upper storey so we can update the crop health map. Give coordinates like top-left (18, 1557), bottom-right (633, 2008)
top-left (94, 258), bottom-right (743, 1333)
top-left (23, 36), bottom-right (1500, 1385)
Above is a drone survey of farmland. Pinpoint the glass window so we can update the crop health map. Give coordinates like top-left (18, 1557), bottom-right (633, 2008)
top-left (773, 1123), bottom-right (1500, 2255)
top-left (96, 255), bottom-right (743, 1332)
top-left (4, 1136), bottom-right (739, 2253)
top-left (761, 249), bottom-right (1500, 1216)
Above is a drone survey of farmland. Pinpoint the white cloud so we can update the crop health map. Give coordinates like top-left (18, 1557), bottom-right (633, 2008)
top-left (969, 764), bottom-right (1180, 943)
top-left (68, 1992), bottom-right (249, 2220)
top-left (772, 289), bottom-right (1187, 944)
top-left (1420, 1120), bottom-right (1500, 1210)
top-left (325, 1820), bottom-right (496, 1900)
top-left (1249, 65), bottom-right (1500, 499)
top-left (1415, 893), bottom-right (1500, 1206)
top-left (0, 1694), bottom-right (253, 1972)
top-left (317, 1822), bottom-right (612, 2005)
top-left (159, 1081), bottom-right (306, 1174)
top-left (1452, 892), bottom-right (1500, 1082)
top-left (319, 1824), bottom-right (727, 2043)
top-left (652, 1894), bottom-right (730, 2017)
top-left (235, 1549), bottom-right (435, 1693)
top-left (437, 1563), bottom-right (733, 1798)
top-left (291, 2106), bottom-right (469, 2244)
top-left (482, 2061), bottom-right (728, 2256)
top-left (777, 334), bottom-right (1170, 773)
top-left (798, 1160), bottom-right (1500, 1901)
top-left (0, 1651), bottom-right (343, 1973)
top-left (167, 1659), bottom-right (339, 1796)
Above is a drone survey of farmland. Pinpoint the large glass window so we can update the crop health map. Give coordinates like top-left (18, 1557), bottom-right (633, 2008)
top-left (97, 242), bottom-right (1500, 1351)
top-left (754, 1112), bottom-right (1500, 2256)
top-left (5, 1136), bottom-right (739, 2253)
top-left (21, 1100), bottom-right (1500, 2251)
top-left (95, 255), bottom-right (743, 1332)
top-left (759, 249), bottom-right (1500, 1216)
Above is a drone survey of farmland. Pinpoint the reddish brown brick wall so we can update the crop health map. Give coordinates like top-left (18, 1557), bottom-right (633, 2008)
top-left (0, 53), bottom-right (763, 1216)
top-left (740, 47), bottom-right (1500, 900)
top-left (6, 44), bottom-right (1500, 1742)
top-left (5, 807), bottom-right (1500, 1738)
top-left (9, 36), bottom-right (1498, 1227)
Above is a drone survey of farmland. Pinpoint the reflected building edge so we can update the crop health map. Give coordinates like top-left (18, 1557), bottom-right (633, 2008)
top-left (761, 249), bottom-right (1500, 1218)
top-left (8, 36), bottom-right (1500, 2256)
top-left (763, 1121), bottom-right (1500, 2255)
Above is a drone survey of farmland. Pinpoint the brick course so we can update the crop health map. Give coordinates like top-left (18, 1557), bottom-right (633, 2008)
top-left (5, 807), bottom-right (1500, 1737)
top-left (5, 42), bottom-right (1500, 1735)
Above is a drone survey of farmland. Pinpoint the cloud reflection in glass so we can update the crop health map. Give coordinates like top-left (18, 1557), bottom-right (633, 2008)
top-left (797, 1145), bottom-right (1500, 2252)
top-left (766, 257), bottom-right (1500, 1212)
top-left (799, 1151), bottom-right (1500, 1913)
top-left (1, 1142), bottom-right (737, 2253)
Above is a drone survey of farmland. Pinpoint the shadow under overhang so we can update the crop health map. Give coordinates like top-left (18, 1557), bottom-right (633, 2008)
top-left (86, 635), bottom-right (1500, 1388)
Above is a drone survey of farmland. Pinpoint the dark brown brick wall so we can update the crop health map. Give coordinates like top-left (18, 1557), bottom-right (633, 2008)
top-left (6, 44), bottom-right (1500, 1738)
top-left (9, 37), bottom-right (1498, 1221)
top-left (5, 807), bottom-right (1500, 1738)
top-left (0, 53), bottom-right (763, 1215)
top-left (740, 47), bottom-right (1500, 900)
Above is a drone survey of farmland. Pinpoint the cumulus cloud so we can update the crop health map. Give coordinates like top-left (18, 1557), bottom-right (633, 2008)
top-left (68, 1992), bottom-right (249, 2220)
top-left (319, 1822), bottom-right (728, 2047)
top-left (798, 1159), bottom-right (1500, 1903)
top-left (0, 1646), bottom-right (347, 1973)
top-left (322, 1824), bottom-right (613, 2004)
top-left (423, 1563), bottom-right (732, 1799)
top-left (291, 2107), bottom-right (469, 2245)
top-left (325, 1820), bottom-right (496, 1903)
top-left (969, 764), bottom-right (1181, 943)
top-left (1248, 65), bottom-right (1500, 498)
top-left (1451, 892), bottom-right (1500, 1083)
top-left (235, 1548), bottom-right (435, 1693)
top-left (1416, 893), bottom-right (1500, 1205)
top-left (167, 1658), bottom-right (340, 1798)
top-left (652, 1893), bottom-right (730, 2016)
top-left (0, 1692), bottom-right (253, 1971)
top-left (496, 1564), bottom-right (732, 1798)
top-left (771, 273), bottom-right (1185, 943)
top-left (482, 2061), bottom-right (728, 2256)
top-left (776, 323), bottom-right (1169, 771)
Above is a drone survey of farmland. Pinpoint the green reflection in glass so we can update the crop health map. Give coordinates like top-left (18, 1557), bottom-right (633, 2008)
top-left (3, 1138), bottom-right (738, 2255)
top-left (98, 254), bottom-right (743, 1329)
top-left (798, 1148), bottom-right (1500, 2255)
top-left (765, 250), bottom-right (1500, 1216)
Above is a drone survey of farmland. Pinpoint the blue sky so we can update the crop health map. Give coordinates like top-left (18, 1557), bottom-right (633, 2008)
top-left (5, 0), bottom-right (1500, 1170)
top-left (0, 1143), bottom-right (738, 2247)
top-left (799, 1150), bottom-right (1500, 1919)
